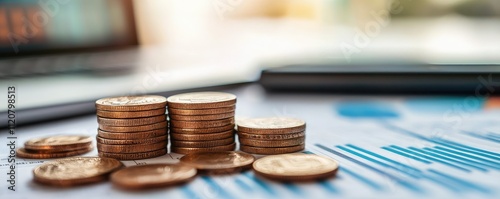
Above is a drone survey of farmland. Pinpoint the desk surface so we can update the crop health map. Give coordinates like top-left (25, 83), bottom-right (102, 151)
top-left (2, 84), bottom-right (500, 198)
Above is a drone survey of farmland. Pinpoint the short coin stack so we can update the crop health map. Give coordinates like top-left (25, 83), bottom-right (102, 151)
top-left (95, 95), bottom-right (168, 160)
top-left (167, 92), bottom-right (237, 154)
top-left (17, 135), bottom-right (93, 159)
top-left (237, 117), bottom-right (306, 155)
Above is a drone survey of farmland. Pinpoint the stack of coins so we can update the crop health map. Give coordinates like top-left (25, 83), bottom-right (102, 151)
top-left (167, 92), bottom-right (237, 154)
top-left (95, 95), bottom-right (168, 160)
top-left (237, 117), bottom-right (306, 155)
top-left (17, 135), bottom-right (93, 159)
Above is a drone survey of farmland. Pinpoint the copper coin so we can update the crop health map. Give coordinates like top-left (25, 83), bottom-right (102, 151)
top-left (33, 157), bottom-right (123, 186)
top-left (167, 92), bottom-right (236, 109)
top-left (97, 108), bottom-right (166, 119)
top-left (170, 130), bottom-right (234, 141)
top-left (237, 117), bottom-right (306, 134)
top-left (96, 135), bottom-right (168, 145)
top-left (17, 146), bottom-right (93, 159)
top-left (111, 164), bottom-right (197, 189)
top-left (180, 151), bottom-right (255, 174)
top-left (239, 144), bottom-right (305, 155)
top-left (171, 124), bottom-right (234, 134)
top-left (168, 106), bottom-right (235, 116)
top-left (96, 95), bottom-right (167, 111)
top-left (171, 137), bottom-right (234, 148)
top-left (98, 115), bottom-right (166, 127)
top-left (171, 143), bottom-right (236, 154)
top-left (170, 118), bottom-right (233, 129)
top-left (238, 137), bottom-right (305, 147)
top-left (98, 128), bottom-right (167, 140)
top-left (24, 135), bottom-right (93, 151)
top-left (97, 142), bottom-right (166, 153)
top-left (168, 112), bottom-right (234, 121)
top-left (238, 131), bottom-right (305, 140)
top-left (252, 154), bottom-right (339, 181)
top-left (99, 148), bottom-right (167, 160)
top-left (99, 121), bottom-right (167, 132)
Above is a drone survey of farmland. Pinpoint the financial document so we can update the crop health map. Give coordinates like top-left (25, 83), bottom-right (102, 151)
top-left (1, 85), bottom-right (499, 199)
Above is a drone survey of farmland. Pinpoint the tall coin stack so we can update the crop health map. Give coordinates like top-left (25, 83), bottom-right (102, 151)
top-left (95, 95), bottom-right (168, 160)
top-left (237, 117), bottom-right (306, 155)
top-left (167, 92), bottom-right (237, 154)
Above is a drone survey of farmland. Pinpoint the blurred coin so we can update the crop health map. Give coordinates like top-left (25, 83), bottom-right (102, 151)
top-left (24, 135), bottom-right (92, 151)
top-left (33, 157), bottom-right (123, 186)
top-left (240, 144), bottom-right (305, 155)
top-left (98, 115), bottom-right (166, 127)
top-left (17, 146), bottom-right (93, 159)
top-left (96, 135), bottom-right (168, 145)
top-left (252, 154), bottom-right (339, 181)
top-left (180, 151), bottom-right (254, 174)
top-left (238, 137), bottom-right (305, 147)
top-left (237, 117), bottom-right (306, 134)
top-left (97, 142), bottom-right (166, 153)
top-left (98, 128), bottom-right (167, 140)
top-left (111, 164), bottom-right (197, 189)
top-left (97, 108), bottom-right (165, 119)
top-left (172, 143), bottom-right (236, 154)
top-left (168, 106), bottom-right (235, 115)
top-left (238, 131), bottom-right (305, 140)
top-left (167, 92), bottom-right (236, 109)
top-left (169, 112), bottom-right (234, 121)
top-left (96, 95), bottom-right (167, 111)
top-left (99, 121), bottom-right (167, 132)
top-left (99, 148), bottom-right (167, 160)
top-left (170, 130), bottom-right (234, 141)
top-left (170, 118), bottom-right (233, 129)
top-left (171, 137), bottom-right (234, 148)
top-left (171, 124), bottom-right (234, 134)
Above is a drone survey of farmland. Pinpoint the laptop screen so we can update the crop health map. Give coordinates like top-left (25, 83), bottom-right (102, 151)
top-left (0, 0), bottom-right (137, 57)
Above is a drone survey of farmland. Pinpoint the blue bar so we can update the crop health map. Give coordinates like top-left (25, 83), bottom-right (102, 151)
top-left (434, 146), bottom-right (500, 166)
top-left (283, 183), bottom-right (304, 196)
top-left (242, 172), bottom-right (277, 196)
top-left (181, 185), bottom-right (201, 199)
top-left (431, 139), bottom-right (500, 161)
top-left (346, 144), bottom-right (422, 174)
top-left (462, 131), bottom-right (500, 143)
top-left (433, 138), bottom-right (500, 157)
top-left (201, 176), bottom-right (235, 199)
top-left (425, 147), bottom-right (500, 170)
top-left (487, 132), bottom-right (500, 139)
top-left (318, 181), bottom-right (340, 194)
top-left (381, 146), bottom-right (432, 164)
top-left (234, 178), bottom-right (253, 193)
top-left (316, 144), bottom-right (424, 193)
top-left (388, 146), bottom-right (471, 172)
top-left (337, 145), bottom-right (422, 179)
top-left (409, 147), bottom-right (488, 172)
top-left (339, 167), bottom-right (383, 191)
top-left (428, 169), bottom-right (492, 194)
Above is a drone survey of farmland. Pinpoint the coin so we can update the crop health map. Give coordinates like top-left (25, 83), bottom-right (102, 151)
top-left (171, 124), bottom-right (234, 134)
top-left (167, 92), bottom-right (236, 109)
top-left (180, 151), bottom-right (255, 174)
top-left (97, 115), bottom-right (166, 127)
top-left (237, 117), bottom-right (306, 134)
top-left (170, 130), bottom-right (234, 141)
top-left (99, 148), bottom-right (167, 160)
top-left (97, 108), bottom-right (166, 119)
top-left (17, 146), bottom-right (93, 159)
top-left (98, 128), bottom-right (167, 140)
top-left (96, 95), bottom-right (167, 111)
top-left (24, 135), bottom-right (93, 151)
top-left (99, 121), bottom-right (167, 132)
top-left (170, 118), bottom-right (233, 129)
top-left (171, 143), bottom-right (236, 154)
top-left (168, 106), bottom-right (235, 115)
top-left (252, 154), bottom-right (339, 181)
top-left (169, 112), bottom-right (234, 121)
top-left (238, 131), bottom-right (305, 140)
top-left (97, 142), bottom-right (166, 153)
top-left (96, 135), bottom-right (168, 145)
top-left (238, 137), bottom-right (305, 147)
top-left (110, 164), bottom-right (197, 189)
top-left (33, 157), bottom-right (123, 186)
top-left (239, 144), bottom-right (305, 155)
top-left (171, 137), bottom-right (234, 148)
